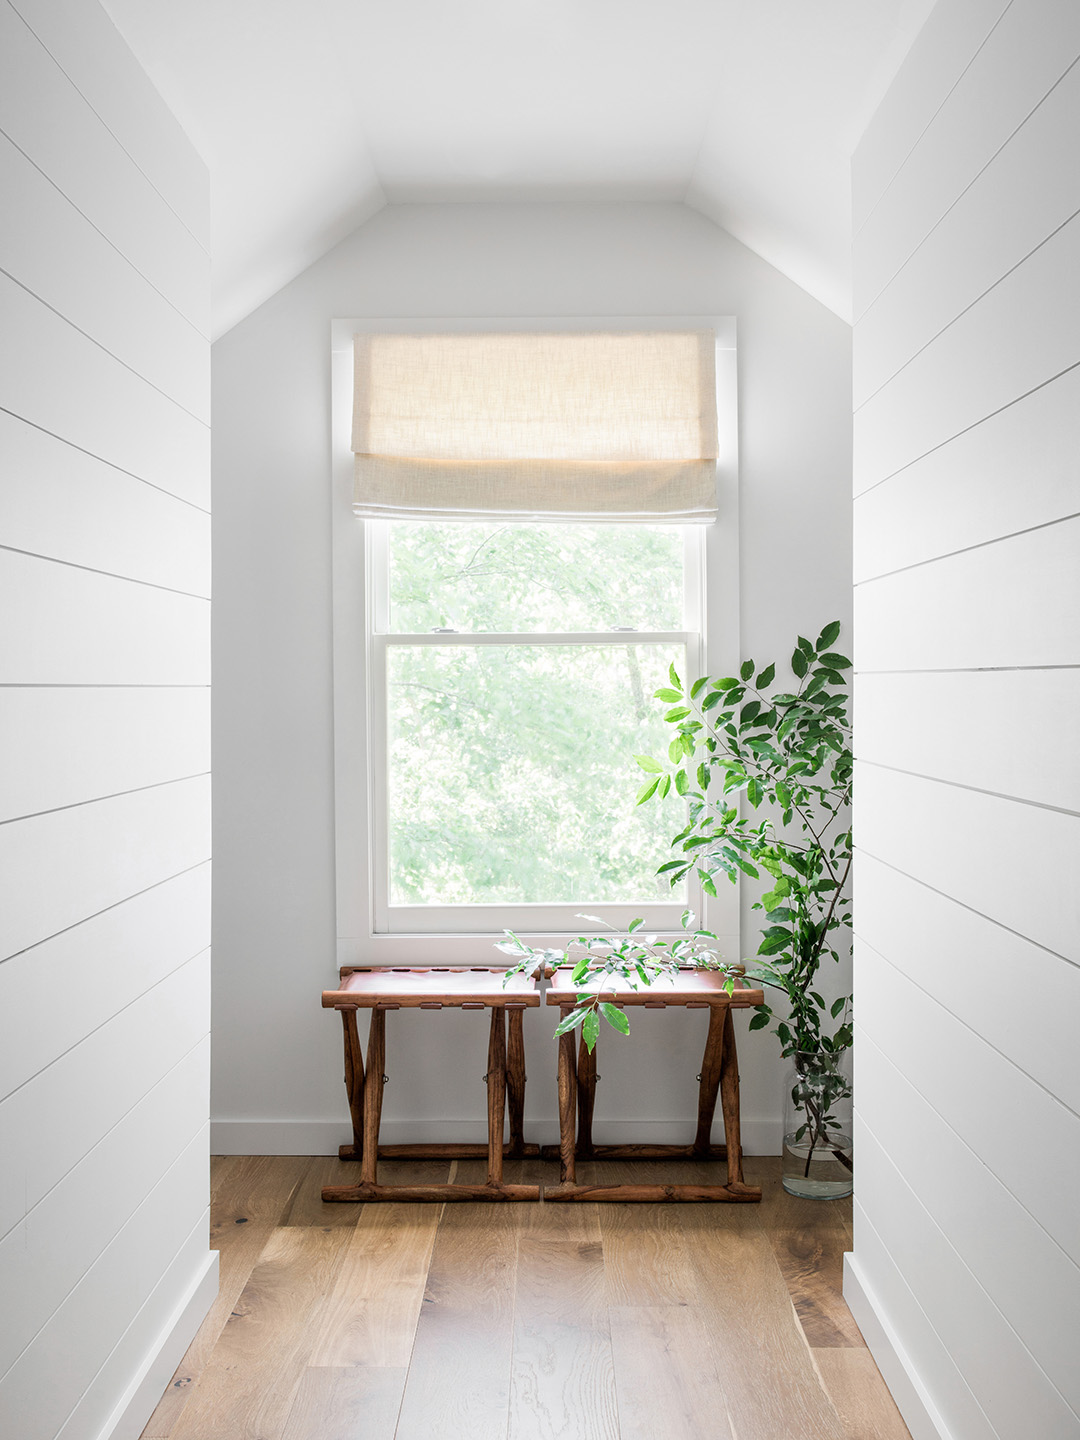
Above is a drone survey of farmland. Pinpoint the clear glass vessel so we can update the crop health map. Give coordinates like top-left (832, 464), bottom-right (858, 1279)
top-left (782, 1048), bottom-right (853, 1199)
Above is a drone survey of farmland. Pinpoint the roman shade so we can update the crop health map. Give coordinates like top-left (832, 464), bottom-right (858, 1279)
top-left (352, 331), bottom-right (719, 522)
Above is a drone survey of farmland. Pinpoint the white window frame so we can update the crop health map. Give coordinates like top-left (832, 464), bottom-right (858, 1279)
top-left (331, 316), bottom-right (740, 967)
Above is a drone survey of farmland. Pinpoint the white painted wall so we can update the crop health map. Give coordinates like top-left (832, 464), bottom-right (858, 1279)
top-left (211, 201), bottom-right (852, 1155)
top-left (846, 3), bottom-right (1080, 1437)
top-left (0, 2), bottom-right (214, 1437)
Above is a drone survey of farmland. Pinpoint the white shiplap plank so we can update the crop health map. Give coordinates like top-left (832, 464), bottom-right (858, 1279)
top-left (854, 209), bottom-right (1080, 492)
top-left (855, 762), bottom-right (1080, 963)
top-left (0, 864), bottom-right (209, 1102)
top-left (854, 0), bottom-right (1080, 315)
top-left (853, 360), bottom-right (1080, 562)
top-left (855, 58), bottom-right (1080, 409)
top-left (854, 513), bottom-right (1080, 673)
top-left (0, 950), bottom-right (209, 1242)
top-left (858, 950), bottom-right (1080, 1264)
top-left (0, 774), bottom-right (211, 962)
top-left (6, 0), bottom-right (208, 246)
top-left (0, 274), bottom-right (209, 509)
top-left (0, 412), bottom-right (208, 595)
top-left (855, 668), bottom-right (1080, 814)
top-left (0, 134), bottom-right (208, 420)
top-left (0, 686), bottom-right (210, 823)
top-left (0, 1037), bottom-right (209, 1377)
top-left (53, 1211), bottom-right (211, 1440)
top-left (0, 0), bottom-right (208, 332)
top-left (858, 1123), bottom-right (1077, 1440)
top-left (0, 550), bottom-right (209, 686)
top-left (849, 1200), bottom-right (1014, 1440)
top-left (0, 1126), bottom-right (208, 1440)
top-left (852, 0), bottom-right (1010, 233)
top-left (854, 852), bottom-right (1080, 1117)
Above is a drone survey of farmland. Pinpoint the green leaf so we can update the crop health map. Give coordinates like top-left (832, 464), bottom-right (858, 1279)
top-left (818, 652), bottom-right (852, 670)
top-left (747, 777), bottom-right (763, 807)
top-left (675, 769), bottom-right (690, 795)
top-left (748, 1010), bottom-right (771, 1032)
top-left (668, 738), bottom-right (684, 764)
top-left (791, 648), bottom-right (808, 678)
top-left (690, 676), bottom-right (709, 699)
top-left (664, 706), bottom-right (691, 722)
top-left (697, 763), bottom-right (710, 790)
top-left (655, 687), bottom-right (682, 702)
top-left (669, 662), bottom-right (682, 690)
top-left (553, 1008), bottom-right (587, 1037)
top-left (701, 690), bottom-right (725, 711)
top-left (831, 997), bottom-right (846, 1018)
top-left (755, 662), bottom-right (776, 688)
top-left (600, 1002), bottom-right (630, 1036)
top-left (816, 621), bottom-right (841, 650)
top-left (635, 777), bottom-right (660, 805)
top-left (658, 775), bottom-right (671, 799)
top-left (739, 659), bottom-right (755, 682)
top-left (627, 917), bottom-right (644, 932)
top-left (634, 754), bottom-right (663, 773)
top-left (582, 1009), bottom-right (601, 1052)
top-left (712, 676), bottom-right (740, 691)
top-left (740, 700), bottom-right (761, 726)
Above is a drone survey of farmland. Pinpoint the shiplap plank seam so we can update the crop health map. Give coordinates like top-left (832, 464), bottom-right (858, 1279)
top-left (2, 945), bottom-right (210, 1106)
top-left (855, 356), bottom-right (1080, 498)
top-left (855, 849), bottom-right (1077, 970)
top-left (0, 407), bottom-right (210, 516)
top-left (0, 120), bottom-right (208, 343)
top-left (856, 933), bottom-right (1080, 1125)
top-left (0, 858), bottom-right (211, 968)
top-left (857, 663), bottom-right (1080, 676)
top-left (857, 1077), bottom-right (1080, 1423)
top-left (0, 772), bottom-right (212, 829)
top-left (0, 265), bottom-right (209, 430)
top-left (857, 200), bottom-right (1080, 413)
top-left (854, 508), bottom-right (1080, 587)
top-left (855, 760), bottom-right (1080, 820)
top-left (5, 2), bottom-right (208, 256)
top-left (853, 1), bottom-right (1013, 236)
top-left (0, 545), bottom-right (212, 604)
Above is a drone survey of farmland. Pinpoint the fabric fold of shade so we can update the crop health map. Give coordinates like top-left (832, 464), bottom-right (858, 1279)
top-left (352, 330), bottom-right (718, 522)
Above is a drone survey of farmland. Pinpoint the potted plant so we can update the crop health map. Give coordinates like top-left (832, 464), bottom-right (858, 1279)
top-left (637, 620), bottom-right (853, 1196)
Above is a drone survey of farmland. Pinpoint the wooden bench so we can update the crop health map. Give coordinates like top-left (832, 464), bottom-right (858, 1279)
top-left (544, 967), bottom-right (765, 1203)
top-left (320, 966), bottom-right (542, 1203)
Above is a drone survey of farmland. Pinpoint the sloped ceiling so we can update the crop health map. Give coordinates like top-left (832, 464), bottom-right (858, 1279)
top-left (102, 0), bottom-right (934, 338)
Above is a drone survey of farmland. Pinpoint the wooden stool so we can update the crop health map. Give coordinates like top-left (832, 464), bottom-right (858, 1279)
top-left (320, 966), bottom-right (542, 1202)
top-left (545, 967), bottom-right (765, 1203)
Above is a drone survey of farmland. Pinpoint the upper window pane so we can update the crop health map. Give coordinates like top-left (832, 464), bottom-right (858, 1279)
top-left (387, 521), bottom-right (683, 633)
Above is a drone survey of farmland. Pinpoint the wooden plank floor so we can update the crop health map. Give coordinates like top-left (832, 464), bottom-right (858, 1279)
top-left (142, 1156), bottom-right (910, 1440)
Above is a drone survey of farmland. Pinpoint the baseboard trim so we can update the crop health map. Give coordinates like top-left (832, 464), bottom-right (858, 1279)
top-left (99, 1246), bottom-right (219, 1440)
top-left (843, 1252), bottom-right (952, 1440)
top-left (211, 1116), bottom-right (782, 1155)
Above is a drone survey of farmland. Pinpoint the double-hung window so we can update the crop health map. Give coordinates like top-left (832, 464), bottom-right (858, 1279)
top-left (331, 320), bottom-right (738, 964)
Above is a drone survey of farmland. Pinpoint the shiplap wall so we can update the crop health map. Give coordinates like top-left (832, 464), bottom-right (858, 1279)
top-left (848, 2), bottom-right (1080, 1437)
top-left (0, 2), bottom-right (213, 1437)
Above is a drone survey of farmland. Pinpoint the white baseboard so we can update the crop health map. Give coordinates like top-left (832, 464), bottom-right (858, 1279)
top-left (99, 1247), bottom-right (219, 1440)
top-left (211, 1115), bottom-right (782, 1155)
top-left (843, 1252), bottom-right (951, 1440)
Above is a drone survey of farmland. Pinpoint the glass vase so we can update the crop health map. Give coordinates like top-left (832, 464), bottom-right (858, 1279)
top-left (782, 1048), bottom-right (853, 1198)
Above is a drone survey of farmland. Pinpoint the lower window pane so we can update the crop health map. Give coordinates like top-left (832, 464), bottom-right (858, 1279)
top-left (387, 643), bottom-right (686, 906)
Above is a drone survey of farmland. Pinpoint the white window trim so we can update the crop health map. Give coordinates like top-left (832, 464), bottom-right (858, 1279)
top-left (331, 316), bottom-right (740, 967)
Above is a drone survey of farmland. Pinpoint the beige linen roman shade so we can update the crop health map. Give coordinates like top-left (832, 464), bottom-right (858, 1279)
top-left (352, 331), bottom-right (718, 522)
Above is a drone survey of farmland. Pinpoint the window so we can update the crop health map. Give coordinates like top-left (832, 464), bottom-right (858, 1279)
top-left (331, 318), bottom-right (739, 964)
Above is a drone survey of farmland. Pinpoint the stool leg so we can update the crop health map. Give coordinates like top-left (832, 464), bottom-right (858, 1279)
top-left (340, 1006), bottom-right (365, 1161)
top-left (487, 1006), bottom-right (507, 1187)
top-left (361, 1008), bottom-right (386, 1188)
top-left (693, 1005), bottom-right (726, 1156)
top-left (719, 1006), bottom-right (745, 1186)
top-left (506, 1008), bottom-right (526, 1159)
top-left (557, 1008), bottom-right (578, 1184)
top-left (577, 1032), bottom-right (597, 1159)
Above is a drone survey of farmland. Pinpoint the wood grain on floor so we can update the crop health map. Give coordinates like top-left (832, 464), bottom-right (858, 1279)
top-left (142, 1153), bottom-right (910, 1440)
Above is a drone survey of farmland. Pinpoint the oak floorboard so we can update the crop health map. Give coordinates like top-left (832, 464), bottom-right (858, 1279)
top-left (307, 1165), bottom-right (444, 1368)
top-left (141, 1156), bottom-right (310, 1438)
top-left (609, 1305), bottom-right (735, 1440)
top-left (167, 1226), bottom-right (352, 1440)
top-left (280, 1366), bottom-right (407, 1440)
top-left (814, 1348), bottom-right (913, 1440)
top-left (510, 1235), bottom-right (619, 1440)
top-left (395, 1161), bottom-right (518, 1440)
top-left (683, 1205), bottom-right (848, 1440)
